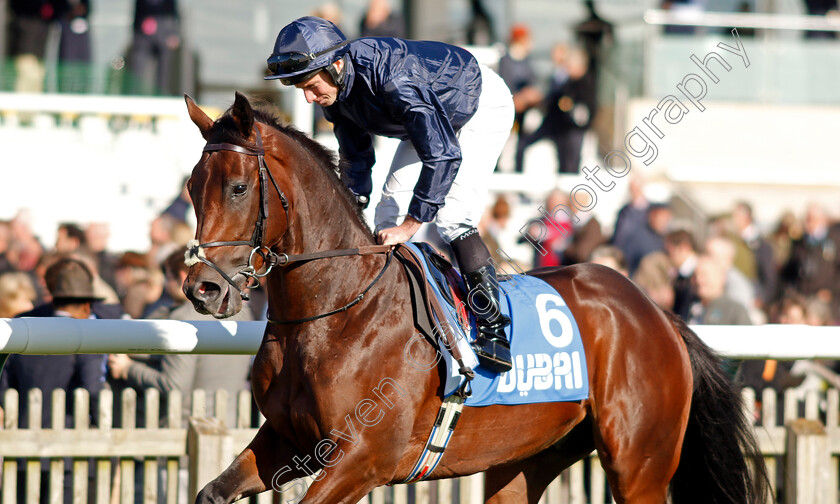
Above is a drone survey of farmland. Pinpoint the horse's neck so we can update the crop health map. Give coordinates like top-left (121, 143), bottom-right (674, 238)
top-left (266, 145), bottom-right (382, 324)
top-left (292, 162), bottom-right (374, 252)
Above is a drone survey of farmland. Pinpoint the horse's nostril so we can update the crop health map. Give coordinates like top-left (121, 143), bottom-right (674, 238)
top-left (201, 282), bottom-right (219, 294)
top-left (194, 281), bottom-right (221, 301)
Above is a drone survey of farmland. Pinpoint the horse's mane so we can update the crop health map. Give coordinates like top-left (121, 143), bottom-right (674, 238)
top-left (212, 103), bottom-right (374, 238)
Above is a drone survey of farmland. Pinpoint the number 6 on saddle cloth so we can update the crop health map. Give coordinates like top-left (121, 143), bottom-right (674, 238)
top-left (397, 242), bottom-right (589, 405)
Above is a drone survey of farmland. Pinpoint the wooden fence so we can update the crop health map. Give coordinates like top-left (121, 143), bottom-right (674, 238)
top-left (2, 386), bottom-right (839, 504)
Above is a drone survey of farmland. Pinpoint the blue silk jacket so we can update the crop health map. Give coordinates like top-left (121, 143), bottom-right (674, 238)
top-left (323, 37), bottom-right (482, 222)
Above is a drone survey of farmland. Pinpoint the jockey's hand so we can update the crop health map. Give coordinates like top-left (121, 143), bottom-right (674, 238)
top-left (377, 216), bottom-right (423, 246)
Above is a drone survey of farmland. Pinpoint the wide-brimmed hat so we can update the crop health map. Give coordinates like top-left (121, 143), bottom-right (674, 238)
top-left (45, 258), bottom-right (104, 303)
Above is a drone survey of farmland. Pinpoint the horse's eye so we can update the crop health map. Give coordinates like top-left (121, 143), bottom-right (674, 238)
top-left (233, 184), bottom-right (247, 196)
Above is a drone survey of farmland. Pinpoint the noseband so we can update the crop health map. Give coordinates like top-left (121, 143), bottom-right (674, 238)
top-left (185, 125), bottom-right (290, 301)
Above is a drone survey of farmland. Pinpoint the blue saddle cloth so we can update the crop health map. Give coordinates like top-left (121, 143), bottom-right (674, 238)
top-left (402, 243), bottom-right (589, 407)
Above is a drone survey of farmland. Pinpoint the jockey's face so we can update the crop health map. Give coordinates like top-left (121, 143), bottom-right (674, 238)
top-left (295, 60), bottom-right (343, 107)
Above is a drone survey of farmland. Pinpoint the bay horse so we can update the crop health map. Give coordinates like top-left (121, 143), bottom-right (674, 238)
top-left (182, 92), bottom-right (768, 504)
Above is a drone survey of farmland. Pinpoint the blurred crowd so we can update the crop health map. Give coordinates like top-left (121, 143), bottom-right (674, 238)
top-left (480, 177), bottom-right (840, 423)
top-left (0, 177), bottom-right (262, 439)
top-left (2, 0), bottom-right (839, 448)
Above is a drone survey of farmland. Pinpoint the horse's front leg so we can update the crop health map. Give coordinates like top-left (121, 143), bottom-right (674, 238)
top-left (291, 436), bottom-right (402, 504)
top-left (196, 423), bottom-right (305, 504)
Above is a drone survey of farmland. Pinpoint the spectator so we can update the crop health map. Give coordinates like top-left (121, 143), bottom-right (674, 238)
top-left (611, 173), bottom-right (650, 253)
top-left (622, 202), bottom-right (672, 277)
top-left (768, 209), bottom-right (802, 269)
top-left (708, 212), bottom-right (763, 303)
top-left (55, 0), bottom-right (92, 93)
top-left (114, 251), bottom-right (160, 319)
top-left (358, 0), bottom-right (405, 38)
top-left (562, 200), bottom-right (605, 266)
top-left (34, 252), bottom-right (123, 317)
top-left (805, 295), bottom-right (834, 327)
top-left (75, 252), bottom-right (123, 311)
top-left (515, 44), bottom-right (596, 174)
top-left (705, 234), bottom-right (758, 322)
top-left (732, 201), bottom-right (778, 308)
top-left (128, 0), bottom-right (181, 95)
top-left (313, 2), bottom-right (343, 29)
top-left (465, 0), bottom-right (495, 45)
top-left (741, 294), bottom-right (807, 425)
top-left (478, 195), bottom-right (511, 266)
top-left (159, 177), bottom-right (192, 225)
top-left (588, 244), bottom-right (627, 276)
top-left (84, 222), bottom-right (119, 292)
top-left (575, 0), bottom-right (613, 81)
top-left (149, 213), bottom-right (192, 266)
top-left (781, 203), bottom-right (840, 320)
top-left (785, 293), bottom-right (840, 412)
top-left (9, 210), bottom-right (44, 274)
top-left (8, 0), bottom-right (53, 93)
top-left (31, 252), bottom-right (60, 304)
top-left (107, 247), bottom-right (253, 427)
top-left (0, 258), bottom-right (106, 427)
top-left (632, 251), bottom-right (674, 311)
top-left (691, 253), bottom-right (752, 325)
top-left (0, 272), bottom-right (37, 318)
top-left (521, 189), bottom-right (574, 269)
top-left (0, 221), bottom-right (14, 274)
top-left (664, 229), bottom-right (699, 322)
top-left (497, 23), bottom-right (541, 169)
top-left (55, 222), bottom-right (86, 255)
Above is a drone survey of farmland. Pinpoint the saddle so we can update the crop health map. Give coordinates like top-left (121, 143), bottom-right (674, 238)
top-left (394, 243), bottom-right (475, 384)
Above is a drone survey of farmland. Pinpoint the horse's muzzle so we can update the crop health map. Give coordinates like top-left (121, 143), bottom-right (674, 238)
top-left (184, 275), bottom-right (244, 319)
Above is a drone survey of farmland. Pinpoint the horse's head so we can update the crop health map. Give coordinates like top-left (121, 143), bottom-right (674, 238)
top-left (182, 92), bottom-right (290, 318)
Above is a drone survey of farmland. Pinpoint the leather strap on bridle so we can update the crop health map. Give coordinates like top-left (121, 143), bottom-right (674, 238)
top-left (272, 244), bottom-right (393, 266)
top-left (267, 248), bottom-right (394, 325)
top-left (201, 125), bottom-right (291, 251)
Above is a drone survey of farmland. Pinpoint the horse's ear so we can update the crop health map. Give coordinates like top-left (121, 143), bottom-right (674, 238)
top-left (231, 92), bottom-right (255, 138)
top-left (184, 94), bottom-right (214, 140)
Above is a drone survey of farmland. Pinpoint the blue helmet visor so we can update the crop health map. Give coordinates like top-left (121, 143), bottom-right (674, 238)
top-left (267, 40), bottom-right (349, 80)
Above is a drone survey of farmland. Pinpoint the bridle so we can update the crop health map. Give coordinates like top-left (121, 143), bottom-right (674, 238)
top-left (185, 124), bottom-right (290, 301)
top-left (186, 122), bottom-right (393, 322)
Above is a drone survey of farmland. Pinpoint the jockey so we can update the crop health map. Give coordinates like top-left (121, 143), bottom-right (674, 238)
top-left (266, 16), bottom-right (514, 373)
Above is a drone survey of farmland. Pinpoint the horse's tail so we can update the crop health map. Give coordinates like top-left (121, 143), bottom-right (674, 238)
top-left (668, 313), bottom-right (772, 504)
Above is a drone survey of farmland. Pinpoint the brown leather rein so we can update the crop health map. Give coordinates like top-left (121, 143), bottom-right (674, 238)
top-left (186, 124), bottom-right (392, 323)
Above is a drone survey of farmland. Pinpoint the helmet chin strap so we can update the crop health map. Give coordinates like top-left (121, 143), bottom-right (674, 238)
top-left (326, 54), bottom-right (349, 90)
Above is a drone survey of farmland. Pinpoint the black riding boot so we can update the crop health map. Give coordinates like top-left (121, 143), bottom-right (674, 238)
top-left (464, 265), bottom-right (512, 373)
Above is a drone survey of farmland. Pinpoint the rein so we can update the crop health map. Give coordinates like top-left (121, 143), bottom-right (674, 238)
top-left (268, 248), bottom-right (394, 325)
top-left (187, 123), bottom-right (393, 322)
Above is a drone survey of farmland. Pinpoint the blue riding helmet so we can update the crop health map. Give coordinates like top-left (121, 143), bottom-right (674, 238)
top-left (265, 16), bottom-right (350, 86)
